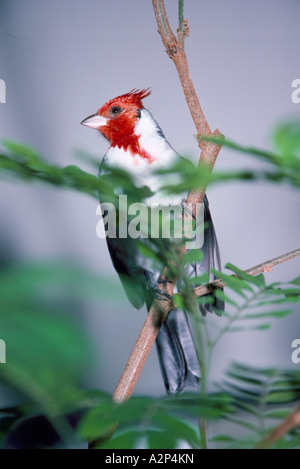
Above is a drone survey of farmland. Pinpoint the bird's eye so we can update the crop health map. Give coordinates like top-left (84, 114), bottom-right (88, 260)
top-left (110, 106), bottom-right (122, 116)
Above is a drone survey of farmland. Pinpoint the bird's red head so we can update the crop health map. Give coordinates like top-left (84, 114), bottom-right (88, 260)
top-left (81, 89), bottom-right (151, 150)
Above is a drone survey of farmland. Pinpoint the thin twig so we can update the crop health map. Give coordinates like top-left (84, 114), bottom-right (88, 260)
top-left (193, 248), bottom-right (300, 299)
top-left (152, 0), bottom-right (217, 143)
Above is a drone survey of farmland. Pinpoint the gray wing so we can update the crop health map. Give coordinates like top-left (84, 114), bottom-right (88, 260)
top-left (194, 194), bottom-right (224, 315)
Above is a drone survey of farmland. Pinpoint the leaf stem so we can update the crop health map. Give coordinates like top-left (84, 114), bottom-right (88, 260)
top-left (178, 0), bottom-right (184, 26)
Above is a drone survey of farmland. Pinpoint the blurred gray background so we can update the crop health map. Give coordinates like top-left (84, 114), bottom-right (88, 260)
top-left (0, 0), bottom-right (299, 397)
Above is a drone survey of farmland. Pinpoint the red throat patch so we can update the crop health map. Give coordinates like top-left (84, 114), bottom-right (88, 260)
top-left (116, 134), bottom-right (156, 164)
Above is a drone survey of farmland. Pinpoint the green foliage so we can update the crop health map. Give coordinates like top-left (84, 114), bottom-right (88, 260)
top-left (0, 262), bottom-right (124, 447)
top-left (0, 140), bottom-right (102, 199)
top-left (1, 119), bottom-right (300, 202)
top-left (202, 119), bottom-right (300, 188)
top-left (215, 363), bottom-right (300, 449)
top-left (0, 119), bottom-right (299, 448)
top-left (77, 363), bottom-right (300, 450)
top-left (208, 264), bottom-right (300, 335)
top-left (79, 392), bottom-right (233, 449)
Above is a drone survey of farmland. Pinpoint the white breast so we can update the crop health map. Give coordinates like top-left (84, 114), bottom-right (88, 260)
top-left (103, 109), bottom-right (184, 206)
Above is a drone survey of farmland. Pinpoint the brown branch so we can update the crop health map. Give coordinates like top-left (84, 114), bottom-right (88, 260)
top-left (255, 404), bottom-right (300, 449)
top-left (152, 0), bottom-right (220, 145)
top-left (193, 248), bottom-right (300, 299)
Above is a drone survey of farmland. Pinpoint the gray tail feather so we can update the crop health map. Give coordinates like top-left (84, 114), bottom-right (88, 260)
top-left (198, 195), bottom-right (224, 315)
top-left (155, 310), bottom-right (200, 395)
top-left (155, 196), bottom-right (224, 394)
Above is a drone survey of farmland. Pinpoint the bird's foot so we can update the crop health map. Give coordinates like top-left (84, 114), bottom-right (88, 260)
top-left (157, 278), bottom-right (173, 285)
top-left (154, 287), bottom-right (173, 302)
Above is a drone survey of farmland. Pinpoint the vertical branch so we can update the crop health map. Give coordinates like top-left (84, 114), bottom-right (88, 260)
top-left (152, 0), bottom-right (217, 143)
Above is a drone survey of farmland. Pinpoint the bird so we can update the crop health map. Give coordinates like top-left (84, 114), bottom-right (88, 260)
top-left (81, 89), bottom-right (223, 394)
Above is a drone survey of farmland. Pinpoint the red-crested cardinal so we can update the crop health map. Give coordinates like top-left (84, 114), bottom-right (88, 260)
top-left (81, 89), bottom-right (223, 394)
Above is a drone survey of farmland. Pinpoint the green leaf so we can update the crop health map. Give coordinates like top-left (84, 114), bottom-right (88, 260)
top-left (188, 272), bottom-right (209, 285)
top-left (248, 323), bottom-right (272, 331)
top-left (281, 287), bottom-right (300, 300)
top-left (211, 269), bottom-right (252, 296)
top-left (266, 390), bottom-right (299, 404)
top-left (291, 276), bottom-right (300, 287)
top-left (147, 429), bottom-right (177, 449)
top-left (273, 120), bottom-right (300, 157)
top-left (183, 250), bottom-right (204, 265)
top-left (242, 309), bottom-right (292, 320)
top-left (264, 409), bottom-right (291, 419)
top-left (173, 293), bottom-right (185, 309)
top-left (0, 308), bottom-right (91, 415)
top-left (2, 139), bottom-right (42, 165)
top-left (0, 261), bottom-right (122, 305)
top-left (214, 288), bottom-right (238, 306)
top-left (210, 435), bottom-right (235, 443)
top-left (196, 295), bottom-right (215, 305)
top-left (226, 416), bottom-right (259, 433)
top-left (225, 263), bottom-right (265, 287)
top-left (100, 430), bottom-right (139, 449)
top-left (153, 413), bottom-right (199, 446)
top-left (136, 242), bottom-right (164, 265)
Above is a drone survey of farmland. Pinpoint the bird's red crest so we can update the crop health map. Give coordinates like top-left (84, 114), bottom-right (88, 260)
top-left (119, 88), bottom-right (151, 108)
top-left (98, 88), bottom-right (151, 115)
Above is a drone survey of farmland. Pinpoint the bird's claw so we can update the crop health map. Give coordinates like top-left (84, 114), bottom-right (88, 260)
top-left (154, 288), bottom-right (173, 302)
top-left (157, 278), bottom-right (173, 285)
